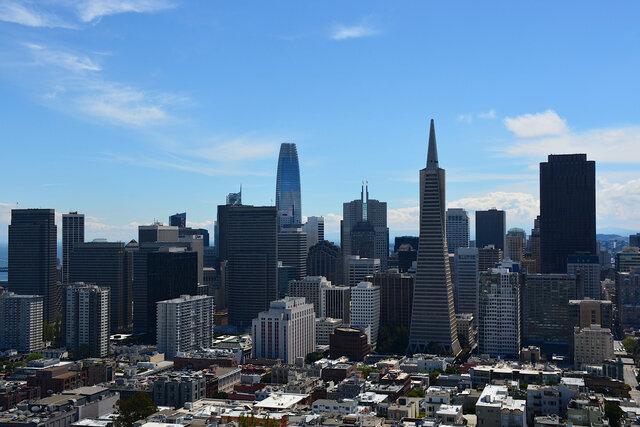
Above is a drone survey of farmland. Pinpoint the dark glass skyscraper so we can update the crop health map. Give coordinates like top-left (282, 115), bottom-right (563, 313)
top-left (408, 120), bottom-right (461, 356)
top-left (475, 209), bottom-right (506, 254)
top-left (276, 143), bottom-right (302, 228)
top-left (169, 212), bottom-right (186, 228)
top-left (540, 154), bottom-right (596, 274)
top-left (62, 212), bottom-right (84, 285)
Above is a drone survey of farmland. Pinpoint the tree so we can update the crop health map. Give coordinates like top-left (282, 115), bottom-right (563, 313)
top-left (376, 325), bottom-right (410, 355)
top-left (305, 351), bottom-right (324, 365)
top-left (429, 370), bottom-right (441, 385)
top-left (605, 402), bottom-right (624, 427)
top-left (622, 337), bottom-right (640, 355)
top-left (407, 388), bottom-right (426, 398)
top-left (24, 353), bottom-right (44, 362)
top-left (114, 392), bottom-right (157, 427)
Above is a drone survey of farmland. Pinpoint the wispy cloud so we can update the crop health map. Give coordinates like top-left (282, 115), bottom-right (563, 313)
top-left (457, 109), bottom-right (496, 124)
top-left (331, 23), bottom-right (378, 40)
top-left (24, 42), bottom-right (102, 72)
top-left (504, 109), bottom-right (569, 138)
top-left (75, 0), bottom-right (174, 23)
top-left (0, 1), bottom-right (75, 28)
top-left (457, 114), bottom-right (473, 124)
top-left (478, 109), bottom-right (496, 119)
top-left (194, 138), bottom-right (280, 163)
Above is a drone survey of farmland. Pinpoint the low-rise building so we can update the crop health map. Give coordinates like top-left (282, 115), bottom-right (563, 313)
top-left (476, 385), bottom-right (526, 427)
top-left (574, 325), bottom-right (614, 368)
top-left (312, 398), bottom-right (357, 415)
top-left (152, 372), bottom-right (207, 408)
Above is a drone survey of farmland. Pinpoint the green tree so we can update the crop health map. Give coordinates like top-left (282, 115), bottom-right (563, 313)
top-left (407, 388), bottom-right (426, 397)
top-left (114, 392), bottom-right (157, 427)
top-left (376, 325), bottom-right (410, 355)
top-left (429, 370), bottom-right (441, 385)
top-left (24, 353), bottom-right (44, 362)
top-left (213, 392), bottom-right (228, 399)
top-left (605, 402), bottom-right (624, 427)
top-left (622, 337), bottom-right (640, 354)
top-left (305, 351), bottom-right (324, 365)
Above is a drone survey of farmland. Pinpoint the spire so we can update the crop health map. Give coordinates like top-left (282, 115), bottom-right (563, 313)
top-left (427, 118), bottom-right (439, 170)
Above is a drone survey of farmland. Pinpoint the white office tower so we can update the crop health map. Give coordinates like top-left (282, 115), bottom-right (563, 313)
top-left (64, 283), bottom-right (110, 358)
top-left (345, 256), bottom-right (381, 286)
top-left (446, 208), bottom-right (470, 254)
top-left (303, 216), bottom-right (325, 250)
top-left (478, 268), bottom-right (520, 359)
top-left (350, 281), bottom-right (380, 348)
top-left (156, 294), bottom-right (215, 360)
top-left (252, 297), bottom-right (315, 364)
top-left (0, 290), bottom-right (44, 353)
top-left (288, 276), bottom-right (330, 315)
top-left (454, 247), bottom-right (479, 317)
top-left (316, 317), bottom-right (342, 346)
top-left (321, 284), bottom-right (351, 323)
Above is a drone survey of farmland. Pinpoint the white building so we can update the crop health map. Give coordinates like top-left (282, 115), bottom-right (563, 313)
top-left (312, 398), bottom-right (357, 415)
top-left (0, 290), bottom-right (44, 353)
top-left (156, 294), bottom-right (215, 360)
top-left (476, 385), bottom-right (526, 427)
top-left (316, 317), bottom-right (342, 346)
top-left (345, 256), bottom-right (380, 287)
top-left (446, 208), bottom-right (470, 254)
top-left (64, 283), bottom-right (110, 358)
top-left (303, 216), bottom-right (325, 250)
top-left (252, 297), bottom-right (315, 364)
top-left (350, 281), bottom-right (380, 348)
top-left (288, 276), bottom-right (330, 315)
top-left (574, 324), bottom-right (614, 368)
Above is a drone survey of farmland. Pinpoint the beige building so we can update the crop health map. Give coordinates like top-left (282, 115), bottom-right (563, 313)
top-left (574, 325), bottom-right (614, 368)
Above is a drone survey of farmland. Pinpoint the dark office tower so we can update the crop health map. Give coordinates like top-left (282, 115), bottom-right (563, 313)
top-left (540, 154), bottom-right (596, 274)
top-left (522, 274), bottom-right (578, 354)
top-left (506, 228), bottom-right (526, 262)
top-left (8, 209), bottom-right (58, 323)
top-left (217, 205), bottom-right (278, 330)
top-left (372, 270), bottom-right (414, 331)
top-left (454, 247), bottom-right (479, 316)
top-left (307, 240), bottom-right (343, 285)
top-left (276, 143), bottom-right (302, 228)
top-left (227, 186), bottom-right (242, 206)
top-left (322, 285), bottom-right (351, 323)
top-left (146, 249), bottom-right (198, 340)
top-left (341, 185), bottom-right (389, 269)
top-left (475, 209), bottom-right (506, 254)
top-left (616, 247), bottom-right (640, 272)
top-left (478, 245), bottom-right (503, 272)
top-left (69, 241), bottom-right (133, 333)
top-left (278, 227), bottom-right (307, 280)
top-left (567, 254), bottom-right (600, 299)
top-left (169, 212), bottom-right (186, 228)
top-left (446, 208), bottom-right (470, 254)
top-left (62, 212), bottom-right (84, 285)
top-left (630, 233), bottom-right (640, 248)
top-left (408, 120), bottom-right (461, 356)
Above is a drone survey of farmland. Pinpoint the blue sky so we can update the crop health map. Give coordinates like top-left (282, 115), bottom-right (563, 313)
top-left (1, 0), bottom-right (639, 243)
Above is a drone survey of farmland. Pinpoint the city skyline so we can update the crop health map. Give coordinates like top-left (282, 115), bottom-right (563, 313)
top-left (1, 2), bottom-right (640, 244)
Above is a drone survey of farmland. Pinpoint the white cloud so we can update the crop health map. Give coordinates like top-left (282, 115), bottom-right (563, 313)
top-left (24, 42), bottom-right (102, 73)
top-left (478, 109), bottom-right (496, 119)
top-left (388, 206), bottom-right (419, 232)
top-left (194, 139), bottom-right (280, 163)
top-left (323, 213), bottom-right (343, 236)
top-left (75, 0), bottom-right (174, 23)
top-left (596, 177), bottom-right (640, 230)
top-left (504, 110), bottom-right (569, 138)
top-left (450, 192), bottom-right (540, 232)
top-left (331, 24), bottom-right (378, 40)
top-left (0, 1), bottom-right (74, 28)
top-left (457, 114), bottom-right (473, 124)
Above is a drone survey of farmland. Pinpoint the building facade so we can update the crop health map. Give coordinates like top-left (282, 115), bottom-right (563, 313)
top-left (350, 281), bottom-right (381, 348)
top-left (316, 317), bottom-right (342, 346)
top-left (276, 143), bottom-right (302, 228)
top-left (278, 227), bottom-right (307, 280)
top-left (567, 254), bottom-right (601, 299)
top-left (288, 276), bottom-right (329, 315)
top-left (321, 284), bottom-right (351, 323)
top-left (62, 212), bottom-right (84, 285)
top-left (345, 256), bottom-right (380, 286)
top-left (303, 216), bottom-right (325, 250)
top-left (371, 270), bottom-right (414, 331)
top-left (307, 240), bottom-right (343, 285)
top-left (454, 247), bottom-right (479, 317)
top-left (574, 325), bottom-right (614, 368)
top-left (476, 209), bottom-right (506, 254)
top-left (446, 208), bottom-right (470, 254)
top-left (63, 283), bottom-right (110, 358)
top-left (0, 290), bottom-right (43, 353)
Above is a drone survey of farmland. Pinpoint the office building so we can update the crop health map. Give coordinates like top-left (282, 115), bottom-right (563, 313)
top-left (506, 228), bottom-right (526, 262)
top-left (153, 372), bottom-right (207, 408)
top-left (329, 327), bottom-right (371, 361)
top-left (350, 281), bottom-right (380, 348)
top-left (527, 216), bottom-right (541, 274)
top-left (341, 184), bottom-right (389, 269)
top-left (371, 270), bottom-right (414, 330)
top-left (478, 268), bottom-right (520, 358)
top-left (278, 227), bottom-right (307, 280)
top-left (179, 227), bottom-right (210, 247)
top-left (446, 208), bottom-right (470, 254)
top-left (8, 208), bottom-right (58, 322)
top-left (277, 262), bottom-right (297, 298)
top-left (567, 254), bottom-right (601, 299)
top-left (0, 290), bottom-right (43, 353)
top-left (69, 241), bottom-right (133, 333)
top-left (252, 297), bottom-right (315, 364)
top-left (630, 233), bottom-right (640, 248)
top-left (316, 317), bottom-right (343, 346)
top-left (574, 325), bottom-right (614, 368)
top-left (568, 299), bottom-right (613, 360)
top-left (395, 242), bottom-right (418, 273)
top-left (321, 284), bottom-right (351, 323)
top-left (62, 212), bottom-right (84, 284)
top-left (454, 247), bottom-right (479, 317)
top-left (478, 245), bottom-right (503, 272)
top-left (63, 283), bottom-right (110, 358)
top-left (408, 120), bottom-right (461, 356)
top-left (156, 294), bottom-right (215, 360)
top-left (169, 212), bottom-right (186, 228)
top-left (345, 256), bottom-right (380, 286)
top-left (138, 222), bottom-right (179, 243)
top-left (217, 205), bottom-right (278, 330)
top-left (616, 246), bottom-right (640, 272)
top-left (288, 276), bottom-right (330, 315)
top-left (226, 187), bottom-right (242, 205)
top-left (616, 268), bottom-right (640, 331)
top-left (456, 313), bottom-right (476, 348)
top-left (476, 209), bottom-right (506, 254)
top-left (276, 143), bottom-right (302, 228)
top-left (307, 240), bottom-right (343, 285)
top-left (540, 154), bottom-right (596, 274)
top-left (303, 216), bottom-right (325, 250)
top-left (522, 274), bottom-right (577, 351)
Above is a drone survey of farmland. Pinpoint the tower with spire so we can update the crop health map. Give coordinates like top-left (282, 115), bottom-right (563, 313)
top-left (408, 119), bottom-right (461, 356)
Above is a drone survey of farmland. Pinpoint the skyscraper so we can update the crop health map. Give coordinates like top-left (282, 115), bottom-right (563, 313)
top-left (446, 208), bottom-right (470, 254)
top-left (63, 283), bottom-right (110, 359)
top-left (408, 120), bottom-right (461, 356)
top-left (288, 275), bottom-right (329, 315)
top-left (540, 154), bottom-right (596, 274)
top-left (372, 270), bottom-right (414, 331)
top-left (454, 247), bottom-right (479, 317)
top-left (276, 143), bottom-right (302, 228)
top-left (475, 209), bottom-right (506, 254)
top-left (8, 209), bottom-right (58, 322)
top-left (567, 254), bottom-right (600, 299)
top-left (350, 281), bottom-right (381, 348)
top-left (169, 212), bottom-right (186, 228)
top-left (0, 290), bottom-right (44, 353)
top-left (226, 187), bottom-right (242, 205)
top-left (62, 212), bottom-right (84, 285)
top-left (307, 240), bottom-right (343, 285)
top-left (303, 216), bottom-right (325, 250)
top-left (278, 227), bottom-right (307, 280)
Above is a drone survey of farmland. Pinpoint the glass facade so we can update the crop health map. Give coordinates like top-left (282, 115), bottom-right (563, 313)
top-left (276, 143), bottom-right (302, 227)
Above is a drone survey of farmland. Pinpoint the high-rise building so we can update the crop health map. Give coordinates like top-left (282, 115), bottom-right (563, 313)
top-left (288, 276), bottom-right (330, 315)
top-left (506, 228), bottom-right (526, 262)
top-left (278, 227), bottom-right (307, 280)
top-left (321, 284), bottom-right (351, 323)
top-left (630, 233), bottom-right (640, 248)
top-left (62, 212), bottom-right (84, 285)
top-left (329, 327), bottom-right (371, 362)
top-left (568, 299), bottom-right (613, 361)
top-left (475, 209), bottom-right (506, 255)
top-left (277, 262), bottom-right (297, 298)
top-left (522, 274), bottom-right (578, 352)
top-left (303, 216), bottom-right (325, 250)
top-left (408, 120), bottom-right (461, 356)
top-left (307, 240), bottom-right (343, 285)
top-left (157, 294), bottom-right (215, 360)
top-left (616, 268), bottom-right (640, 331)
top-left (478, 245), bottom-right (503, 272)
top-left (226, 187), bottom-right (242, 206)
top-left (540, 154), bottom-right (596, 274)
top-left (371, 270), bottom-right (414, 331)
top-left (316, 318), bottom-right (342, 346)
top-left (478, 268), bottom-right (520, 359)
top-left (454, 247), bottom-right (479, 317)
top-left (63, 283), bottom-right (110, 359)
top-left (527, 216), bottom-right (541, 274)
top-left (70, 241), bottom-right (133, 333)
top-left (350, 281), bottom-right (381, 348)
top-left (252, 297), bottom-right (315, 364)
top-left (567, 254), bottom-right (601, 299)
top-left (217, 205), bottom-right (278, 330)
top-left (0, 290), bottom-right (43, 353)
top-left (139, 223), bottom-right (179, 243)
top-left (169, 212), bottom-right (186, 228)
top-left (345, 256), bottom-right (380, 287)
top-left (276, 143), bottom-right (302, 228)
top-left (8, 209), bottom-right (58, 322)
top-left (446, 208), bottom-right (470, 254)
top-left (341, 185), bottom-right (389, 269)
top-left (616, 247), bottom-right (640, 273)
top-left (574, 325), bottom-right (614, 368)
